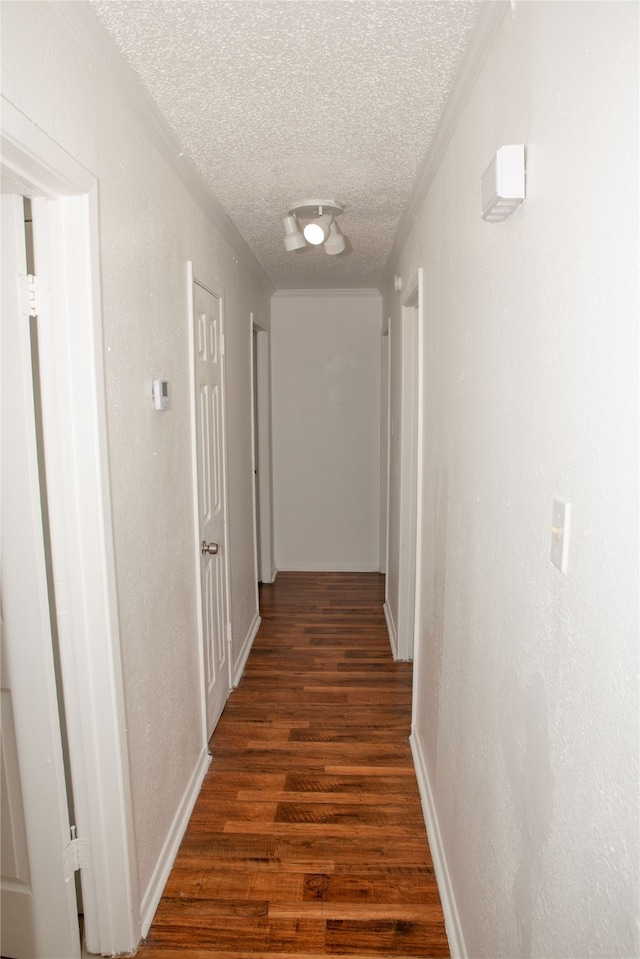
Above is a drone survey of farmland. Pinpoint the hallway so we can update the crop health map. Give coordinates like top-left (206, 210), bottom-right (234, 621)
top-left (137, 572), bottom-right (449, 958)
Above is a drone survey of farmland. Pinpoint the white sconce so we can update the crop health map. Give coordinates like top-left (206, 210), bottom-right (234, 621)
top-left (481, 145), bottom-right (526, 222)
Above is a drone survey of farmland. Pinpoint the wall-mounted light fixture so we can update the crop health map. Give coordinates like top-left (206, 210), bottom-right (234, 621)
top-left (481, 145), bottom-right (526, 222)
top-left (283, 199), bottom-right (347, 255)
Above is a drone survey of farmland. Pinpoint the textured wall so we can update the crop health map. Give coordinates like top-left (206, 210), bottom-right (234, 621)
top-left (271, 292), bottom-right (382, 571)
top-left (1, 1), bottom-right (272, 912)
top-left (385, 2), bottom-right (639, 956)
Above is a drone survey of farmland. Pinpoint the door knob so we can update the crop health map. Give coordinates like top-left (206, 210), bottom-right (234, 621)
top-left (201, 540), bottom-right (219, 555)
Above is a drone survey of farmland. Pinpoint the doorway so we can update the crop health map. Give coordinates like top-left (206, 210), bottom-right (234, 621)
top-left (1, 97), bottom-right (139, 956)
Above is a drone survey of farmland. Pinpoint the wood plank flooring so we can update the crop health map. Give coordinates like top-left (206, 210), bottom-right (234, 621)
top-left (136, 572), bottom-right (449, 959)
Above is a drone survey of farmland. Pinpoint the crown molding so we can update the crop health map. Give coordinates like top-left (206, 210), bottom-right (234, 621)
top-left (272, 288), bottom-right (381, 299)
top-left (50, 1), bottom-right (275, 296)
top-left (381, 1), bottom-right (510, 285)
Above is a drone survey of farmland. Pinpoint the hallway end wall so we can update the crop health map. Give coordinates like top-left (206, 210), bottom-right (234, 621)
top-left (271, 291), bottom-right (382, 572)
top-left (385, 3), bottom-right (639, 958)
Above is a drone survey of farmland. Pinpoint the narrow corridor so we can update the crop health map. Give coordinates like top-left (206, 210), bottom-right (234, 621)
top-left (137, 572), bottom-right (449, 958)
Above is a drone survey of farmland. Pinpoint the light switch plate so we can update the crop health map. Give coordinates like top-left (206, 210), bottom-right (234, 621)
top-left (550, 498), bottom-right (570, 573)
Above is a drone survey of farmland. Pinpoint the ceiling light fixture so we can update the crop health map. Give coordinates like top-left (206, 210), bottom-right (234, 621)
top-left (283, 199), bottom-right (347, 256)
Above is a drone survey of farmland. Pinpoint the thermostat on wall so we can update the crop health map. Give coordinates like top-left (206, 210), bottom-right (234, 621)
top-left (152, 378), bottom-right (170, 411)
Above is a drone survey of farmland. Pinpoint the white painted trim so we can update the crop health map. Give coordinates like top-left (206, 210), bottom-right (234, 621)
top-left (384, 601), bottom-right (399, 659)
top-left (140, 748), bottom-right (210, 937)
top-left (232, 612), bottom-right (262, 689)
top-left (1, 96), bottom-right (140, 955)
top-left (410, 730), bottom-right (467, 959)
top-left (252, 322), bottom-right (275, 584)
top-left (396, 280), bottom-right (420, 661)
top-left (277, 563), bottom-right (382, 573)
top-left (50, 2), bottom-right (273, 298)
top-left (250, 319), bottom-right (261, 601)
top-left (382, 1), bottom-right (510, 284)
top-left (272, 288), bottom-right (381, 299)
top-left (379, 330), bottom-right (389, 574)
top-left (411, 269), bottom-right (426, 723)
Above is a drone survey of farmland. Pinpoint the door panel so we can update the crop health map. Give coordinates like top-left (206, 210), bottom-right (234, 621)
top-left (1, 195), bottom-right (80, 958)
top-left (193, 279), bottom-right (230, 738)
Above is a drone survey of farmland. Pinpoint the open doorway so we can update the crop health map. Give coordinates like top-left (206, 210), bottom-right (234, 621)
top-left (1, 98), bottom-right (138, 956)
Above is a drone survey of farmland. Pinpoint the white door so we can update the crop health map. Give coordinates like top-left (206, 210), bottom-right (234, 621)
top-left (193, 277), bottom-right (231, 738)
top-left (1, 195), bottom-right (80, 958)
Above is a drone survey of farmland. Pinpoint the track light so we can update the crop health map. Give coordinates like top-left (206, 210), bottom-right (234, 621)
top-left (323, 221), bottom-right (346, 255)
top-left (283, 214), bottom-right (306, 251)
top-left (283, 199), bottom-right (348, 255)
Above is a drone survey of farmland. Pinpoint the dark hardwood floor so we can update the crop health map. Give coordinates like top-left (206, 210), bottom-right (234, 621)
top-left (136, 571), bottom-right (449, 958)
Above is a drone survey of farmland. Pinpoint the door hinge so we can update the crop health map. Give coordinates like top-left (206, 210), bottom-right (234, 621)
top-left (220, 332), bottom-right (225, 356)
top-left (63, 826), bottom-right (91, 881)
top-left (226, 622), bottom-right (232, 645)
top-left (18, 274), bottom-right (48, 318)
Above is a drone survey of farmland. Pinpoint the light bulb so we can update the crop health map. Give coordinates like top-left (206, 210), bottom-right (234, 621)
top-left (303, 214), bottom-right (332, 245)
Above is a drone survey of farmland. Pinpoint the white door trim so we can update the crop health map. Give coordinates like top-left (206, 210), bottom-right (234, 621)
top-left (380, 323), bottom-right (390, 574)
top-left (396, 274), bottom-right (422, 661)
top-left (251, 317), bottom-right (276, 584)
top-left (411, 270), bottom-right (426, 689)
top-left (1, 96), bottom-right (140, 955)
top-left (187, 261), bottom-right (233, 707)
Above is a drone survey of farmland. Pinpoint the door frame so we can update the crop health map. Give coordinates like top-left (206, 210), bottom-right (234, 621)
top-left (379, 320), bottom-right (390, 574)
top-left (395, 271), bottom-right (424, 661)
top-left (1, 97), bottom-right (140, 954)
top-left (250, 315), bottom-right (275, 584)
top-left (187, 261), bottom-right (233, 724)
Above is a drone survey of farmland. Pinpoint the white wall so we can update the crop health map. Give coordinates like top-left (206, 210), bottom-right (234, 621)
top-left (271, 291), bottom-right (382, 571)
top-left (384, 3), bottom-right (639, 957)
top-left (1, 0), bottom-right (272, 930)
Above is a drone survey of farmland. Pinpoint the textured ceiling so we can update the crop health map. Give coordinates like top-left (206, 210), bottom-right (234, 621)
top-left (91, 0), bottom-right (480, 290)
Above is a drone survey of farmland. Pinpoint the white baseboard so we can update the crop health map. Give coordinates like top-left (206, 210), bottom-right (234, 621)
top-left (140, 746), bottom-right (211, 936)
top-left (383, 600), bottom-right (398, 659)
top-left (410, 730), bottom-right (467, 959)
top-left (232, 611), bottom-right (261, 688)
